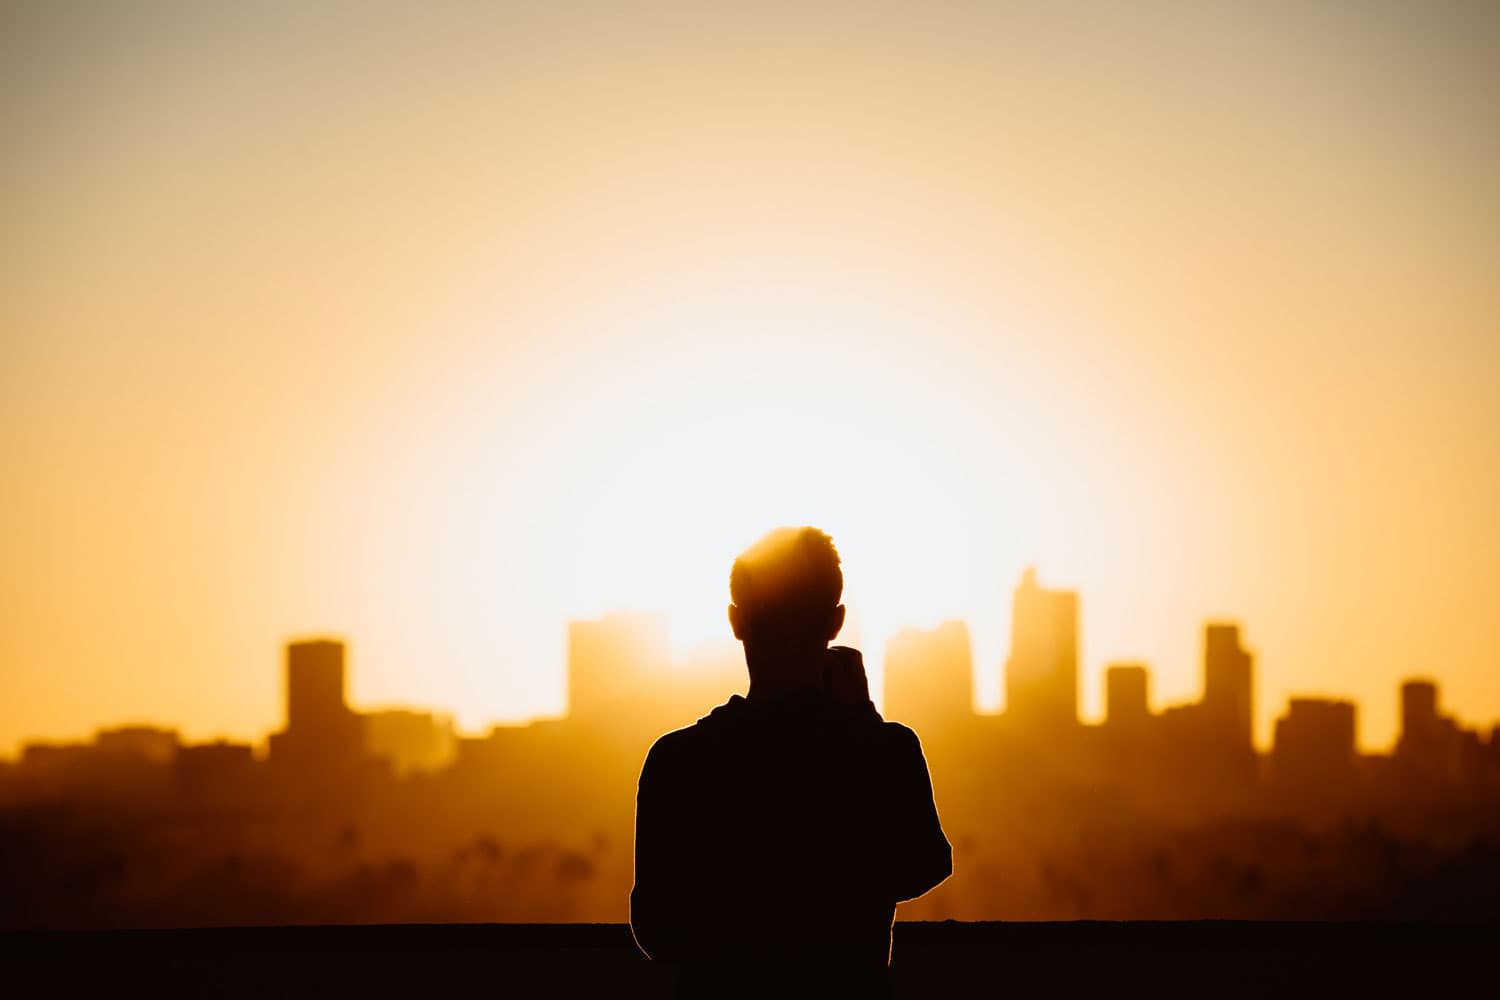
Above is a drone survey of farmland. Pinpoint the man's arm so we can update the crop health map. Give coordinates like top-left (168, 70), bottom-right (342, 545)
top-left (883, 725), bottom-right (953, 902)
top-left (630, 739), bottom-right (686, 962)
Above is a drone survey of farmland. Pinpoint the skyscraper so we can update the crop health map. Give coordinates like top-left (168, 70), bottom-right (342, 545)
top-left (1400, 679), bottom-right (1440, 744)
top-left (884, 620), bottom-right (975, 741)
top-left (1203, 624), bottom-right (1253, 753)
top-left (1271, 698), bottom-right (1358, 792)
top-left (1396, 678), bottom-right (1459, 784)
top-left (1104, 663), bottom-right (1151, 729)
top-left (269, 638), bottom-right (363, 768)
top-left (567, 612), bottom-right (671, 722)
top-left (1004, 568), bottom-right (1078, 733)
top-left (286, 639), bottom-right (350, 733)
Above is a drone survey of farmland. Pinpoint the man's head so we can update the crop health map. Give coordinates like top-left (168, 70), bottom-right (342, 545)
top-left (728, 526), bottom-right (845, 652)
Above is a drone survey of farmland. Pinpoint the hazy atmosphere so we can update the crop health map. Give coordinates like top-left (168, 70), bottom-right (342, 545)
top-left (4, 1), bottom-right (1499, 754)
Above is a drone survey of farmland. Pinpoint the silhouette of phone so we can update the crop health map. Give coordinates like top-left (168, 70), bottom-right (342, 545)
top-left (823, 645), bottom-right (871, 707)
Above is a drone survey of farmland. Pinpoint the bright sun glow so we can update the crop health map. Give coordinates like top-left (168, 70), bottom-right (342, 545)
top-left (7, 2), bottom-right (1496, 759)
top-left (411, 251), bottom-right (1054, 723)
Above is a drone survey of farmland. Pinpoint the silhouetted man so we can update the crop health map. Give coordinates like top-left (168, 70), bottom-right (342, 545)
top-left (631, 527), bottom-right (952, 997)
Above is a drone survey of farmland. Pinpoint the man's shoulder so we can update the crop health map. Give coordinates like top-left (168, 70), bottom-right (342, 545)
top-left (645, 724), bottom-right (701, 763)
top-left (878, 719), bottom-right (922, 742)
top-left (643, 696), bottom-right (746, 766)
top-left (643, 700), bottom-right (927, 769)
top-left (876, 719), bottom-right (928, 754)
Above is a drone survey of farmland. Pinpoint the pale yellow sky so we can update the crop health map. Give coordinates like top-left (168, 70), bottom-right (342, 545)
top-left (4, 2), bottom-right (1498, 754)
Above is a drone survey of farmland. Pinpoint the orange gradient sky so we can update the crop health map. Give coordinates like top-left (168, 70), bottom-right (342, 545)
top-left (4, 3), bottom-right (1498, 754)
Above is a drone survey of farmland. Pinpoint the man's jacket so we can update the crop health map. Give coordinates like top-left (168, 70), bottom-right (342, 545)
top-left (630, 650), bottom-right (952, 993)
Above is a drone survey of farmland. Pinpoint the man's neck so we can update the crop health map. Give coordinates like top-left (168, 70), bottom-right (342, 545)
top-left (744, 646), bottom-right (826, 702)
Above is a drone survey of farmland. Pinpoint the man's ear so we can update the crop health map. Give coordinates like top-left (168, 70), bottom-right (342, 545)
top-left (728, 603), bottom-right (746, 641)
top-left (827, 604), bottom-right (847, 643)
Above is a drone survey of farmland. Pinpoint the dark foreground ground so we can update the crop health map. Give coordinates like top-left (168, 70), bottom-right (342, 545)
top-left (3, 921), bottom-right (1494, 997)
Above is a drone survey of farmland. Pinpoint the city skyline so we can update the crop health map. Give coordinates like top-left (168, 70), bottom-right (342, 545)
top-left (6, 4), bottom-right (1498, 768)
top-left (6, 570), bottom-right (1496, 928)
top-left (8, 567), bottom-right (1497, 761)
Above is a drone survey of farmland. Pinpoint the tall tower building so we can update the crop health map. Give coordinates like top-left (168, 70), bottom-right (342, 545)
top-left (1396, 678), bottom-right (1458, 783)
top-left (567, 612), bottom-right (671, 721)
top-left (884, 620), bottom-right (975, 741)
top-left (1105, 663), bottom-right (1151, 729)
top-left (1400, 679), bottom-right (1440, 744)
top-left (1202, 623), bottom-right (1253, 752)
top-left (1004, 568), bottom-right (1078, 732)
top-left (287, 639), bottom-right (350, 734)
top-left (1271, 698), bottom-right (1357, 791)
top-left (270, 638), bottom-right (363, 772)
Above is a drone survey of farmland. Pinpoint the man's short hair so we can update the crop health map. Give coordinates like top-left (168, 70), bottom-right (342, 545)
top-left (730, 527), bottom-right (843, 621)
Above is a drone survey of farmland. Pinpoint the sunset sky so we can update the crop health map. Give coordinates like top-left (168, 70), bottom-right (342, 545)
top-left (4, 2), bottom-right (1498, 755)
